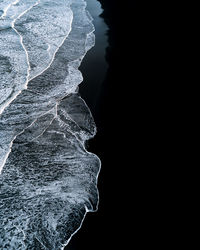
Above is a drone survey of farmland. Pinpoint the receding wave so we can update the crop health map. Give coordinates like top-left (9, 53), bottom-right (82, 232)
top-left (0, 0), bottom-right (73, 115)
top-left (0, 0), bottom-right (100, 249)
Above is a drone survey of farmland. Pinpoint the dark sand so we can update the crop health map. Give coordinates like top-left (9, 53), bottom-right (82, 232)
top-left (66, 0), bottom-right (135, 249)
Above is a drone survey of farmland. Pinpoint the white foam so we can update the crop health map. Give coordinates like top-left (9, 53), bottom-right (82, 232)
top-left (0, 0), bottom-right (73, 116)
top-left (0, 0), bottom-right (102, 248)
top-left (0, 0), bottom-right (40, 115)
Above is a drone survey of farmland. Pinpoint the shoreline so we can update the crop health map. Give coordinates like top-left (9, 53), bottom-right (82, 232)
top-left (66, 0), bottom-right (136, 249)
top-left (65, 0), bottom-right (108, 249)
top-left (66, 0), bottom-right (136, 248)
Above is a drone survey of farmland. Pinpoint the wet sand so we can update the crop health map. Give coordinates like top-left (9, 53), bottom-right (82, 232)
top-left (66, 0), bottom-right (133, 249)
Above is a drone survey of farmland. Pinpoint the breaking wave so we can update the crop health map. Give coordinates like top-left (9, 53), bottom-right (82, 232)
top-left (0, 0), bottom-right (100, 249)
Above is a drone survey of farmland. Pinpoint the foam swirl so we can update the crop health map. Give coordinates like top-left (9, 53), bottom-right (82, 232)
top-left (0, 0), bottom-right (100, 249)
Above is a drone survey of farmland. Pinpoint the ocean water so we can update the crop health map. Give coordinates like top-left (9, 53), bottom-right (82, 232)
top-left (0, 0), bottom-right (100, 249)
top-left (0, 0), bottom-right (73, 115)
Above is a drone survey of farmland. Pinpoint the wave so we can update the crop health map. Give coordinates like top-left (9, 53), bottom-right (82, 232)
top-left (0, 0), bottom-right (100, 249)
top-left (0, 0), bottom-right (73, 115)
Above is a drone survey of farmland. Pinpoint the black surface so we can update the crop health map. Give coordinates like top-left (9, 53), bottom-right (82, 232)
top-left (66, 1), bottom-right (136, 249)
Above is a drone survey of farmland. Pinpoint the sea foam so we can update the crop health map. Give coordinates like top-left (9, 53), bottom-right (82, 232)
top-left (0, 0), bottom-right (100, 249)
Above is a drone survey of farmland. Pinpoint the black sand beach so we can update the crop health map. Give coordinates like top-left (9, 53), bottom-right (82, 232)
top-left (66, 0), bottom-right (135, 249)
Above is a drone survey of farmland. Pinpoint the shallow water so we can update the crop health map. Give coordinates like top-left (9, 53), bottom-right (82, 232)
top-left (0, 0), bottom-right (73, 115)
top-left (0, 0), bottom-right (101, 248)
top-left (65, 0), bottom-right (108, 247)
